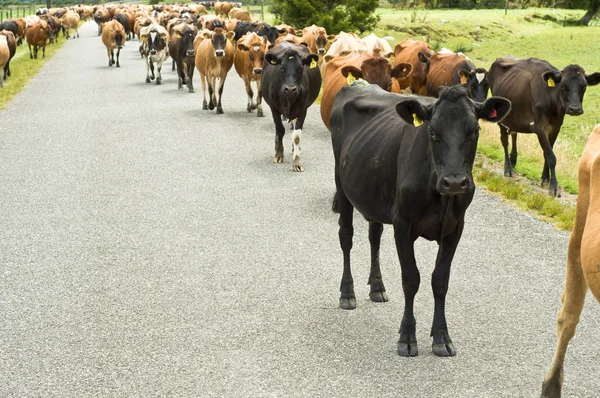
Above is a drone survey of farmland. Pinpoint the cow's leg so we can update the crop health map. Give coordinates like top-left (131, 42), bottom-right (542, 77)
top-left (499, 124), bottom-right (513, 177)
top-left (29, 43), bottom-right (33, 59)
top-left (542, 127), bottom-right (561, 190)
top-left (0, 75), bottom-right (3, 88)
top-left (186, 61), bottom-right (194, 93)
top-left (541, 223), bottom-right (587, 398)
top-left (393, 222), bottom-right (419, 357)
top-left (145, 57), bottom-right (151, 82)
top-left (536, 125), bottom-right (558, 196)
top-left (336, 180), bottom-right (355, 310)
top-left (172, 59), bottom-right (175, 72)
top-left (200, 73), bottom-right (208, 110)
top-left (97, 24), bottom-right (101, 36)
top-left (290, 111), bottom-right (308, 172)
top-left (430, 217), bottom-right (464, 357)
top-left (156, 60), bottom-right (163, 85)
top-left (510, 133), bottom-right (518, 167)
top-left (177, 60), bottom-right (184, 89)
top-left (76, 27), bottom-right (79, 38)
top-left (107, 48), bottom-right (112, 66)
top-left (4, 63), bottom-right (8, 80)
top-left (207, 74), bottom-right (215, 110)
top-left (42, 45), bottom-right (45, 59)
top-left (271, 109), bottom-right (285, 163)
top-left (216, 74), bottom-right (227, 114)
top-left (34, 45), bottom-right (38, 59)
top-left (256, 79), bottom-right (263, 117)
top-left (368, 222), bottom-right (388, 303)
top-left (149, 59), bottom-right (155, 80)
top-left (244, 76), bottom-right (254, 112)
top-left (115, 47), bottom-right (121, 68)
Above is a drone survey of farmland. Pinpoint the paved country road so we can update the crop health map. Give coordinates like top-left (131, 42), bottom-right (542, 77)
top-left (1, 22), bottom-right (598, 397)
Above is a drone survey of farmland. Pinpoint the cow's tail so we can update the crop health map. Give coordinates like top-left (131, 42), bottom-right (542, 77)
top-left (331, 192), bottom-right (339, 213)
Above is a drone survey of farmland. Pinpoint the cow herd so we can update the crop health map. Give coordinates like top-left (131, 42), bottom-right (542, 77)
top-left (1, 1), bottom-right (598, 397)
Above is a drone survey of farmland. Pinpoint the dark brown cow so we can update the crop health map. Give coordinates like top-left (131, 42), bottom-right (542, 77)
top-left (234, 32), bottom-right (268, 116)
top-left (489, 57), bottom-right (600, 196)
top-left (391, 38), bottom-right (432, 95)
top-left (169, 22), bottom-right (198, 92)
top-left (7, 18), bottom-right (25, 45)
top-left (320, 53), bottom-right (412, 131)
top-left (25, 20), bottom-right (53, 59)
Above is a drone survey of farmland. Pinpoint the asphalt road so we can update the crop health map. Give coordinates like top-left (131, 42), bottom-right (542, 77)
top-left (1, 21), bottom-right (598, 398)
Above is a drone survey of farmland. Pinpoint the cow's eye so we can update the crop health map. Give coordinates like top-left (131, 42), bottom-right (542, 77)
top-left (428, 128), bottom-right (437, 140)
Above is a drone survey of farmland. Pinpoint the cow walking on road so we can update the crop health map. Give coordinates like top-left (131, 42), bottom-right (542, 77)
top-left (140, 24), bottom-right (170, 85)
top-left (541, 124), bottom-right (600, 397)
top-left (489, 57), bottom-right (600, 196)
top-left (25, 20), bottom-right (53, 59)
top-left (261, 42), bottom-right (321, 172)
top-left (101, 20), bottom-right (126, 67)
top-left (234, 32), bottom-right (268, 116)
top-left (330, 85), bottom-right (510, 356)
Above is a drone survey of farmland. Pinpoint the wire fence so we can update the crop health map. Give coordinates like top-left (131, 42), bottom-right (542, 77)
top-left (0, 6), bottom-right (39, 22)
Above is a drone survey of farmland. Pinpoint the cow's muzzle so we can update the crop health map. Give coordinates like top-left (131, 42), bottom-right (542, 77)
top-left (215, 50), bottom-right (225, 57)
top-left (283, 85), bottom-right (298, 96)
top-left (440, 174), bottom-right (469, 196)
top-left (318, 48), bottom-right (326, 54)
top-left (566, 105), bottom-right (583, 116)
top-left (253, 68), bottom-right (262, 75)
top-left (186, 50), bottom-right (195, 57)
top-left (150, 50), bottom-right (157, 55)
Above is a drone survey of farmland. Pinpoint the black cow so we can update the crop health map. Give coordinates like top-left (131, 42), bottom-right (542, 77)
top-left (489, 57), bottom-right (600, 196)
top-left (234, 21), bottom-right (284, 45)
top-left (168, 23), bottom-right (198, 93)
top-left (330, 84), bottom-right (510, 357)
top-left (262, 42), bottom-right (321, 172)
top-left (459, 67), bottom-right (489, 102)
top-left (114, 13), bottom-right (132, 40)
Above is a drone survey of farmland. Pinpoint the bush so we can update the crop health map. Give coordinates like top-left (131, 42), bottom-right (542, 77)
top-left (270, 0), bottom-right (380, 34)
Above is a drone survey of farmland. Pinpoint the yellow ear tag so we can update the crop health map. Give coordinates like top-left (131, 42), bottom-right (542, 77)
top-left (412, 113), bottom-right (423, 127)
top-left (270, 59), bottom-right (277, 65)
top-left (310, 59), bottom-right (317, 69)
top-left (548, 77), bottom-right (555, 87)
top-left (346, 72), bottom-right (356, 86)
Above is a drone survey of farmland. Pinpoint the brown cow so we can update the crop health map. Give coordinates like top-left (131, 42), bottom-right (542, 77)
top-left (425, 49), bottom-right (476, 98)
top-left (7, 18), bottom-right (25, 45)
top-left (61, 10), bottom-right (80, 39)
top-left (489, 57), bottom-right (600, 196)
top-left (541, 124), bottom-right (600, 397)
top-left (391, 38), bottom-right (432, 95)
top-left (274, 24), bottom-right (295, 36)
top-left (195, 27), bottom-right (235, 113)
top-left (214, 2), bottom-right (223, 16)
top-left (0, 31), bottom-right (15, 87)
top-left (101, 20), bottom-right (126, 67)
top-left (234, 32), bottom-right (268, 116)
top-left (301, 24), bottom-right (333, 64)
top-left (275, 33), bottom-right (304, 46)
top-left (169, 22), bottom-right (198, 92)
top-left (229, 8), bottom-right (251, 22)
top-left (220, 2), bottom-right (233, 19)
top-left (320, 53), bottom-right (412, 131)
top-left (25, 20), bottom-right (53, 59)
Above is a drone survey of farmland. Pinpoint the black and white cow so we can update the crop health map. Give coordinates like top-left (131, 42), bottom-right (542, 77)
top-left (261, 42), bottom-right (321, 172)
top-left (140, 24), bottom-right (170, 85)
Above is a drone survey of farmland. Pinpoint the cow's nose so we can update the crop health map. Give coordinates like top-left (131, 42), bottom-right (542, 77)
top-left (318, 48), bottom-right (325, 54)
top-left (284, 85), bottom-right (298, 95)
top-left (253, 68), bottom-right (262, 75)
top-left (566, 105), bottom-right (583, 116)
top-left (441, 174), bottom-right (469, 195)
top-left (150, 50), bottom-right (157, 55)
top-left (215, 50), bottom-right (225, 57)
top-left (186, 50), bottom-right (195, 57)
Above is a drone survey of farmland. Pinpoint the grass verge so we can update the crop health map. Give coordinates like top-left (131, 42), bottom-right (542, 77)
top-left (0, 39), bottom-right (68, 109)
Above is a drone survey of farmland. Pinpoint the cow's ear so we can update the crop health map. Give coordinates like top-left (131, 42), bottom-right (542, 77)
top-left (277, 28), bottom-right (287, 34)
top-left (237, 43), bottom-right (248, 51)
top-left (141, 33), bottom-right (148, 41)
top-left (202, 31), bottom-right (212, 39)
top-left (267, 43), bottom-right (275, 50)
top-left (585, 72), bottom-right (600, 86)
top-left (417, 51), bottom-right (429, 64)
top-left (160, 32), bottom-right (168, 40)
top-left (302, 54), bottom-right (319, 67)
top-left (327, 34), bottom-right (336, 41)
top-left (458, 69), bottom-right (472, 85)
top-left (476, 97), bottom-right (511, 122)
top-left (391, 63), bottom-right (412, 79)
top-left (265, 53), bottom-right (280, 66)
top-left (226, 30), bottom-right (235, 41)
top-left (175, 31), bottom-right (183, 38)
top-left (299, 41), bottom-right (309, 47)
top-left (395, 99), bottom-right (431, 126)
top-left (542, 71), bottom-right (561, 87)
top-left (324, 54), bottom-right (334, 62)
top-left (341, 65), bottom-right (362, 80)
top-left (385, 51), bottom-right (394, 58)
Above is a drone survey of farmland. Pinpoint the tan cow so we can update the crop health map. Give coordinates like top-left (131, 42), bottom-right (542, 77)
top-left (229, 8), bottom-right (251, 22)
top-left (25, 20), bottom-right (52, 59)
top-left (274, 24), bottom-right (296, 36)
top-left (323, 31), bottom-right (366, 62)
top-left (541, 124), bottom-right (600, 398)
top-left (0, 32), bottom-right (11, 87)
top-left (234, 32), bottom-right (268, 116)
top-left (275, 33), bottom-right (304, 46)
top-left (61, 10), bottom-right (80, 39)
top-left (195, 27), bottom-right (235, 113)
top-left (220, 2), bottom-right (233, 19)
top-left (214, 2), bottom-right (223, 16)
top-left (101, 20), bottom-right (126, 67)
top-left (320, 53), bottom-right (412, 131)
top-left (391, 38), bottom-right (433, 95)
top-left (361, 34), bottom-right (394, 58)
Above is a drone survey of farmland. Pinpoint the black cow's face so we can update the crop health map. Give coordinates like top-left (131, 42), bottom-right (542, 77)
top-left (179, 28), bottom-right (197, 57)
top-left (459, 68), bottom-right (489, 102)
top-left (395, 86), bottom-right (511, 196)
top-left (265, 50), bottom-right (318, 101)
top-left (146, 29), bottom-right (167, 55)
top-left (543, 65), bottom-right (600, 116)
top-left (258, 26), bottom-right (284, 45)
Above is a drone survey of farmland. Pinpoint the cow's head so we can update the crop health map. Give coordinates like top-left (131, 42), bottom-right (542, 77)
top-left (395, 86), bottom-right (511, 196)
top-left (265, 47), bottom-right (318, 101)
top-left (341, 58), bottom-right (412, 92)
top-left (238, 34), bottom-right (268, 75)
top-left (257, 24), bottom-right (286, 45)
top-left (176, 25), bottom-right (197, 57)
top-left (203, 27), bottom-right (234, 57)
top-left (143, 28), bottom-right (168, 55)
top-left (40, 21), bottom-right (53, 43)
top-left (458, 67), bottom-right (489, 102)
top-left (313, 27), bottom-right (332, 55)
top-left (543, 65), bottom-right (600, 116)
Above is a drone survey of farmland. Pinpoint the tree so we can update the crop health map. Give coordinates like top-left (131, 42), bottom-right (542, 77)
top-left (565, 0), bottom-right (600, 25)
top-left (270, 0), bottom-right (380, 34)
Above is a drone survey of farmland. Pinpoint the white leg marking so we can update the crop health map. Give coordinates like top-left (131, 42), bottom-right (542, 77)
top-left (292, 129), bottom-right (302, 159)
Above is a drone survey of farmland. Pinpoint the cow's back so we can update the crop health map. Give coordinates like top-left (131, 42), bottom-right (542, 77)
top-left (426, 52), bottom-right (474, 97)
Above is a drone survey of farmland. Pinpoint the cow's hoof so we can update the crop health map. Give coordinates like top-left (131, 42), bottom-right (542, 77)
top-left (369, 291), bottom-right (388, 303)
top-left (549, 187), bottom-right (558, 197)
top-left (116, 64), bottom-right (120, 68)
top-left (208, 102), bottom-right (215, 110)
top-left (432, 333), bottom-right (456, 357)
top-left (108, 63), bottom-right (112, 67)
top-left (339, 297), bottom-right (356, 310)
top-left (541, 178), bottom-right (550, 188)
top-left (188, 88), bottom-right (194, 93)
top-left (202, 104), bottom-right (208, 110)
top-left (156, 79), bottom-right (161, 85)
top-left (273, 154), bottom-right (284, 164)
top-left (246, 107), bottom-right (252, 113)
top-left (293, 160), bottom-right (304, 172)
top-left (541, 379), bottom-right (562, 398)
top-left (250, 103), bottom-right (257, 111)
top-left (397, 334), bottom-right (418, 357)
top-left (257, 110), bottom-right (263, 117)
top-left (504, 169), bottom-right (512, 177)
top-left (146, 77), bottom-right (151, 83)
top-left (150, 75), bottom-right (155, 81)
top-left (216, 107), bottom-right (223, 114)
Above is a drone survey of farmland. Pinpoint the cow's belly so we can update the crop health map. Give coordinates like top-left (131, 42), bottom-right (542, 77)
top-left (339, 131), bottom-right (399, 224)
